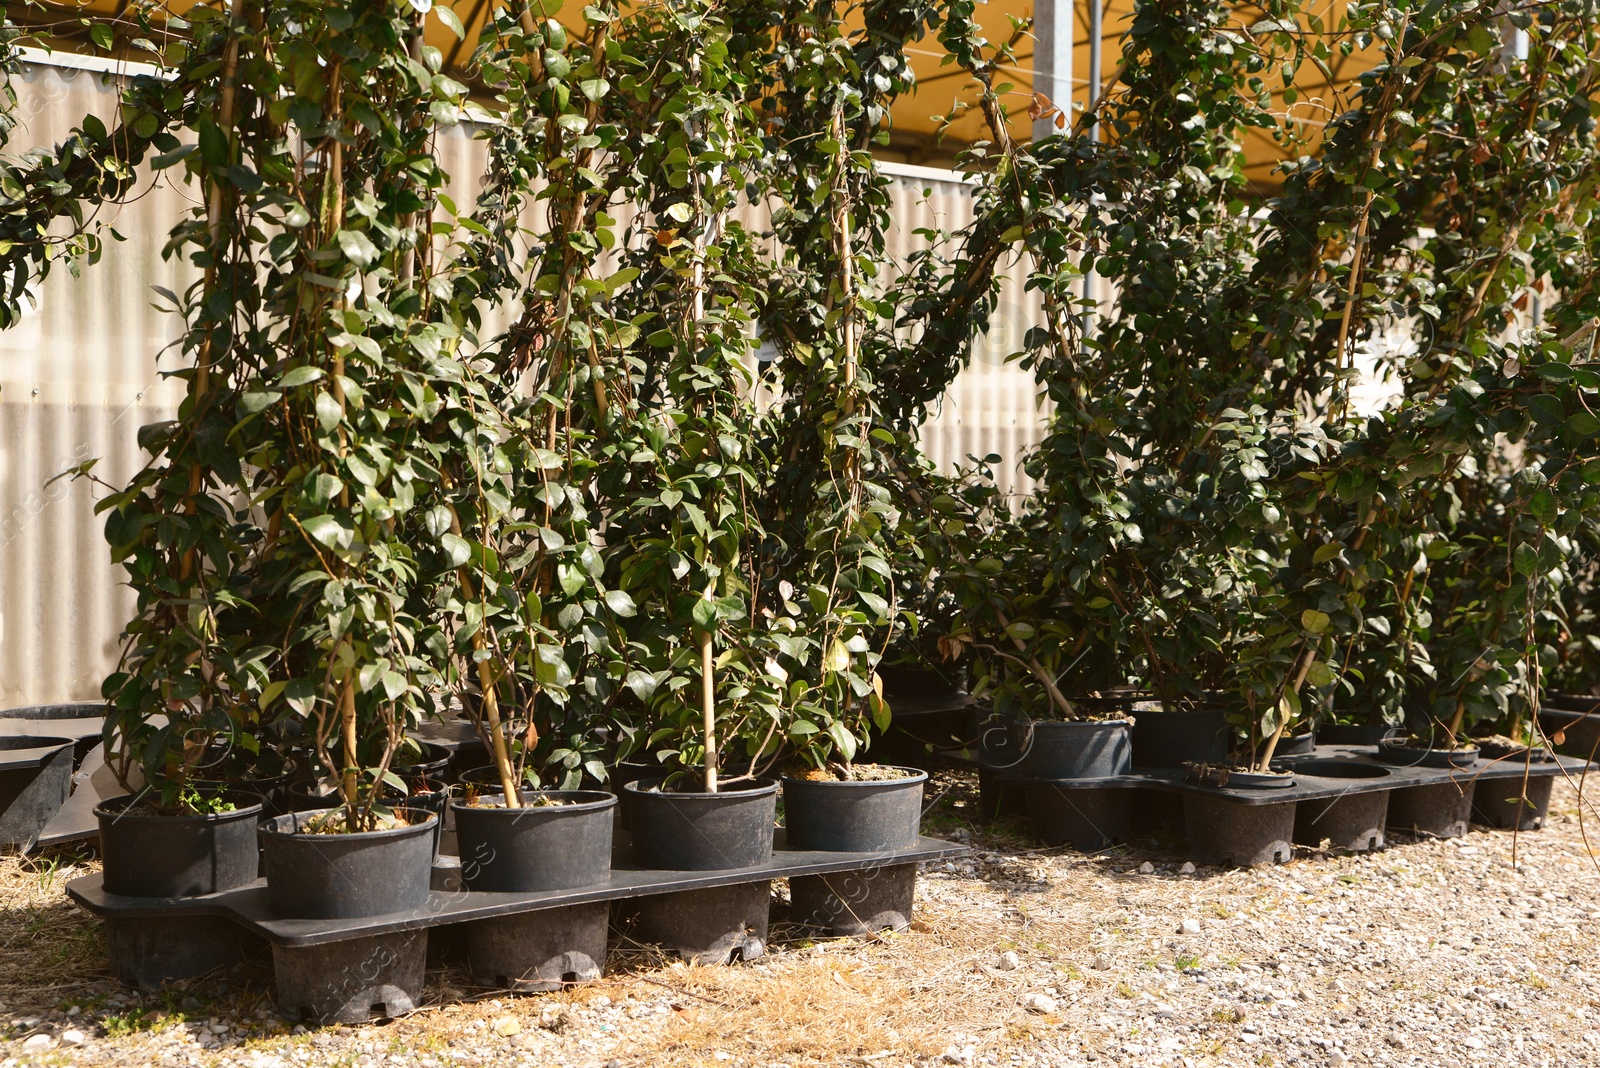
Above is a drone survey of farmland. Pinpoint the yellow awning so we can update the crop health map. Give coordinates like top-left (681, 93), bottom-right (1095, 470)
top-left (8, 0), bottom-right (1381, 185)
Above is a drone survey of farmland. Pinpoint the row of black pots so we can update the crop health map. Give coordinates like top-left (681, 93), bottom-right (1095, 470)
top-left (981, 712), bottom-right (1318, 778)
top-left (94, 767), bottom-right (929, 923)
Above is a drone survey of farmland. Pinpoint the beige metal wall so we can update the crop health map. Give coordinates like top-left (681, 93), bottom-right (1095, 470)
top-left (0, 62), bottom-right (1046, 708)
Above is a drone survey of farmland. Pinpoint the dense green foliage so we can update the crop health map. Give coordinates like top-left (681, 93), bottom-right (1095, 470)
top-left (2, 0), bottom-right (1600, 803)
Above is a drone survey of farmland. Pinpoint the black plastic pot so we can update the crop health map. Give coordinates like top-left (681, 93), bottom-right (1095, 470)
top-left (1012, 719), bottom-right (1132, 779)
top-left (1376, 741), bottom-right (1478, 768)
top-left (1186, 766), bottom-right (1295, 789)
top-left (1477, 740), bottom-right (1554, 763)
top-left (1131, 708), bottom-right (1229, 768)
top-left (781, 768), bottom-right (927, 853)
top-left (622, 776), bottom-right (777, 870)
top-left (1387, 781), bottom-right (1473, 839)
top-left (97, 793), bottom-right (263, 898)
top-left (1289, 769), bottom-right (1389, 853)
top-left (288, 778), bottom-right (449, 856)
top-left (0, 735), bottom-right (75, 850)
top-left (1276, 731), bottom-right (1317, 757)
top-left (453, 790), bottom-right (616, 891)
top-left (1184, 795), bottom-right (1295, 867)
top-left (259, 808), bottom-right (437, 919)
top-left (1536, 708), bottom-right (1600, 759)
top-left (394, 741), bottom-right (452, 779)
top-left (0, 703), bottom-right (104, 765)
top-left (1318, 723), bottom-right (1394, 746)
top-left (1472, 775), bottom-right (1555, 831)
top-left (877, 664), bottom-right (966, 706)
top-left (1283, 759), bottom-right (1391, 780)
top-left (1022, 784), bottom-right (1132, 850)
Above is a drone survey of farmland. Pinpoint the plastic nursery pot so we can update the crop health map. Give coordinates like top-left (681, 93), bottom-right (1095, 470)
top-left (1284, 763), bottom-right (1392, 853)
top-left (1011, 719), bottom-right (1132, 779)
top-left (1375, 740), bottom-right (1479, 769)
top-left (1276, 731), bottom-right (1317, 757)
top-left (453, 790), bottom-right (616, 892)
top-left (0, 703), bottom-right (105, 765)
top-left (1130, 707), bottom-right (1230, 769)
top-left (258, 808), bottom-right (438, 919)
top-left (96, 793), bottom-right (265, 898)
top-left (781, 768), bottom-right (928, 853)
top-left (0, 736), bottom-right (76, 850)
top-left (1536, 708), bottom-right (1600, 760)
top-left (1477, 740), bottom-right (1555, 763)
top-left (876, 665), bottom-right (967, 706)
top-left (394, 741), bottom-right (452, 779)
top-left (1318, 723), bottom-right (1394, 746)
top-left (622, 776), bottom-right (778, 871)
top-left (1471, 775), bottom-right (1556, 831)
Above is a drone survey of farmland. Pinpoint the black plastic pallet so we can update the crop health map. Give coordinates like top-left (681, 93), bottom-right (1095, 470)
top-left (67, 831), bottom-right (962, 948)
top-left (974, 744), bottom-right (1586, 865)
top-left (992, 744), bottom-right (1589, 803)
top-left (68, 830), bottom-right (963, 1021)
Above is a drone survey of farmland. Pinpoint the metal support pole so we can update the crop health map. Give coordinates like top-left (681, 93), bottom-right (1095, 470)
top-left (1032, 0), bottom-right (1074, 143)
top-left (1083, 0), bottom-right (1103, 334)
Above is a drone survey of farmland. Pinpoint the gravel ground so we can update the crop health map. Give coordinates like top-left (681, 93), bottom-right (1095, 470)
top-left (0, 771), bottom-right (1598, 1067)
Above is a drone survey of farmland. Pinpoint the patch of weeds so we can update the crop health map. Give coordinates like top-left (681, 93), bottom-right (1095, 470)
top-left (1222, 957), bottom-right (1242, 970)
top-left (56, 993), bottom-right (105, 1015)
top-left (1057, 964), bottom-right (1083, 981)
top-left (1211, 1008), bottom-right (1245, 1024)
top-left (1175, 952), bottom-right (1201, 971)
top-left (1526, 973), bottom-right (1551, 990)
top-left (1206, 902), bottom-right (1233, 919)
top-left (1114, 982), bottom-right (1137, 999)
top-left (1338, 874), bottom-right (1361, 885)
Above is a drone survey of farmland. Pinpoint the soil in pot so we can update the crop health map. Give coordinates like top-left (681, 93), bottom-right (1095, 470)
top-left (1011, 718), bottom-right (1132, 779)
top-left (97, 792), bottom-right (264, 898)
top-left (622, 776), bottom-right (777, 870)
top-left (259, 808), bottom-right (437, 919)
top-left (781, 766), bottom-right (927, 852)
top-left (453, 790), bottom-right (616, 891)
top-left (1184, 763), bottom-right (1295, 789)
top-left (1475, 736), bottom-right (1555, 763)
top-left (1131, 707), bottom-right (1230, 768)
top-left (1375, 737), bottom-right (1479, 768)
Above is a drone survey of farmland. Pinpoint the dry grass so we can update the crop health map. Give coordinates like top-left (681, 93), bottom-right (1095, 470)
top-left (0, 846), bottom-right (105, 1000)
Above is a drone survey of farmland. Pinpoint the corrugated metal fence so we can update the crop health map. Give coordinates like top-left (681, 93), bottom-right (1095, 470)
top-left (0, 60), bottom-right (1046, 707)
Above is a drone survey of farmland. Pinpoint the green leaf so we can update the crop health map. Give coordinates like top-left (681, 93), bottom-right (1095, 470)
top-left (822, 638), bottom-right (850, 674)
top-left (337, 229), bottom-right (379, 269)
top-left (625, 670), bottom-right (659, 701)
top-left (1568, 411), bottom-right (1600, 437)
top-left (315, 391), bottom-right (342, 432)
top-left (435, 4), bottom-right (465, 38)
top-left (90, 23), bottom-right (114, 51)
top-left (300, 515), bottom-right (350, 550)
top-left (603, 590), bottom-right (637, 617)
top-left (440, 533), bottom-right (472, 567)
top-left (1300, 609), bottom-right (1330, 634)
top-left (280, 365), bottom-right (324, 388)
top-left (692, 597), bottom-right (718, 631)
